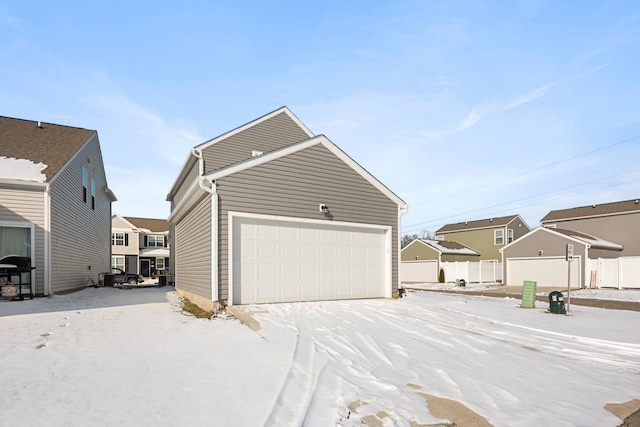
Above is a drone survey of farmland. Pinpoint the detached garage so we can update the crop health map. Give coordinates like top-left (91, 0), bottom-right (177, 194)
top-left (501, 227), bottom-right (622, 288)
top-left (167, 107), bottom-right (406, 310)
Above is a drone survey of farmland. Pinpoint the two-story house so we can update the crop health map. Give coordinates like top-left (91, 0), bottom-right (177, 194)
top-left (434, 215), bottom-right (531, 261)
top-left (111, 214), bottom-right (169, 277)
top-left (501, 198), bottom-right (638, 288)
top-left (1, 116), bottom-right (116, 295)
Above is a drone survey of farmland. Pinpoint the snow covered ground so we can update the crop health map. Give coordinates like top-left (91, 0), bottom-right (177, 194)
top-left (1, 285), bottom-right (639, 426)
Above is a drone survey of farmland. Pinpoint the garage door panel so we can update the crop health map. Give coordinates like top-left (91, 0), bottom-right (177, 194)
top-left (232, 217), bottom-right (387, 304)
top-left (507, 258), bottom-right (581, 287)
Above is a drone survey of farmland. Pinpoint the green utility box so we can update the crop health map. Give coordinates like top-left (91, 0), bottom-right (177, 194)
top-left (521, 280), bottom-right (537, 308)
top-left (548, 291), bottom-right (566, 314)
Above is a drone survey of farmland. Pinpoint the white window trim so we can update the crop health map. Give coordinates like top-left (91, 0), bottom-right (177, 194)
top-left (112, 232), bottom-right (125, 246)
top-left (112, 255), bottom-right (125, 270)
top-left (507, 228), bottom-right (514, 244)
top-left (156, 257), bottom-right (165, 270)
top-left (494, 229), bottom-right (504, 245)
top-left (147, 235), bottom-right (164, 247)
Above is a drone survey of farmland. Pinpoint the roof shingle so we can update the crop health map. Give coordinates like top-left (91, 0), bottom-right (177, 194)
top-left (0, 116), bottom-right (96, 181)
top-left (541, 198), bottom-right (640, 222)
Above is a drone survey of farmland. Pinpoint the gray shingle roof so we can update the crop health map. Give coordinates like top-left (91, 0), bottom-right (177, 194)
top-left (436, 215), bottom-right (520, 233)
top-left (0, 116), bottom-right (96, 181)
top-left (541, 199), bottom-right (640, 222)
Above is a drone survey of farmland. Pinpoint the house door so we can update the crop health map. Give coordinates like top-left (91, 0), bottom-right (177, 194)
top-left (140, 259), bottom-right (151, 277)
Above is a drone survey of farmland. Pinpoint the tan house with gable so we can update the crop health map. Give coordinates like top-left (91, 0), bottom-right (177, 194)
top-left (111, 214), bottom-right (169, 277)
top-left (167, 107), bottom-right (407, 310)
top-left (435, 215), bottom-right (530, 261)
top-left (0, 116), bottom-right (116, 295)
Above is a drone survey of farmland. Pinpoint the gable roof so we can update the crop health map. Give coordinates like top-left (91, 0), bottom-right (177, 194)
top-left (195, 106), bottom-right (314, 152)
top-left (167, 106), bottom-right (314, 199)
top-left (0, 116), bottom-right (96, 181)
top-left (406, 238), bottom-right (480, 256)
top-left (501, 226), bottom-right (623, 252)
top-left (204, 134), bottom-right (406, 207)
top-left (541, 198), bottom-right (640, 222)
top-left (123, 216), bottom-right (169, 233)
top-left (436, 215), bottom-right (523, 233)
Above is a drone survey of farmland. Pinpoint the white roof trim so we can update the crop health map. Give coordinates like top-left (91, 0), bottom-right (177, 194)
top-left (205, 135), bottom-right (406, 208)
top-left (500, 226), bottom-right (623, 253)
top-left (195, 107), bottom-right (314, 152)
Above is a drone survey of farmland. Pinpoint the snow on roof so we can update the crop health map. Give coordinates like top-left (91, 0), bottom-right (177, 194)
top-left (553, 228), bottom-right (624, 250)
top-left (419, 239), bottom-right (480, 255)
top-left (0, 156), bottom-right (47, 182)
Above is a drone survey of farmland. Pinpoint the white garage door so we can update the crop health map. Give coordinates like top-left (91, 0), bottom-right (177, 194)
top-left (231, 216), bottom-right (388, 305)
top-left (507, 257), bottom-right (581, 288)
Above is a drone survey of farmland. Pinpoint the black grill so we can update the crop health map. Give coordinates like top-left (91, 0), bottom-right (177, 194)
top-left (0, 255), bottom-right (35, 300)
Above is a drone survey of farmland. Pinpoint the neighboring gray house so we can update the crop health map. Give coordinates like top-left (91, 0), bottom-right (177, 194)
top-left (540, 198), bottom-right (640, 256)
top-left (111, 214), bottom-right (170, 277)
top-left (167, 107), bottom-right (407, 310)
top-left (501, 226), bottom-right (623, 288)
top-left (0, 116), bottom-right (116, 295)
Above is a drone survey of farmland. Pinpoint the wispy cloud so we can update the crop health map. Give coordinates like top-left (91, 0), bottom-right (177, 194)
top-left (92, 93), bottom-right (204, 165)
top-left (427, 81), bottom-right (555, 139)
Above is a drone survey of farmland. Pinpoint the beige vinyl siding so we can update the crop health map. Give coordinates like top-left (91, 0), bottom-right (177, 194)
top-left (175, 194), bottom-right (212, 298)
top-left (545, 213), bottom-right (640, 256)
top-left (112, 215), bottom-right (132, 229)
top-left (173, 159), bottom-right (199, 209)
top-left (202, 112), bottom-right (311, 173)
top-left (49, 134), bottom-right (112, 293)
top-left (0, 184), bottom-right (46, 294)
top-left (216, 144), bottom-right (399, 302)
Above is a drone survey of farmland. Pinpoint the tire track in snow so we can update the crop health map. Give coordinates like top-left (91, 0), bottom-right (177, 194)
top-left (262, 328), bottom-right (328, 427)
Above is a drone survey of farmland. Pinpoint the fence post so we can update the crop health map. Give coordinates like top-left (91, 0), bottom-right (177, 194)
top-left (618, 257), bottom-right (623, 289)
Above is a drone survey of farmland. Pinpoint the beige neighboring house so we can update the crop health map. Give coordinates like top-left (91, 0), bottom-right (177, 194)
top-left (0, 116), bottom-right (116, 295)
top-left (435, 215), bottom-right (531, 261)
top-left (167, 106), bottom-right (407, 310)
top-left (111, 214), bottom-right (170, 277)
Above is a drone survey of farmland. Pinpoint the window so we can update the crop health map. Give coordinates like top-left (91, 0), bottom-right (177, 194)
top-left (156, 258), bottom-right (164, 270)
top-left (147, 235), bottom-right (165, 247)
top-left (0, 226), bottom-right (31, 258)
top-left (507, 229), bottom-right (514, 244)
top-left (82, 168), bottom-right (88, 202)
top-left (494, 229), bottom-right (504, 245)
top-left (435, 235), bottom-right (444, 241)
top-left (91, 179), bottom-right (96, 210)
top-left (112, 256), bottom-right (125, 270)
top-left (112, 232), bottom-right (126, 246)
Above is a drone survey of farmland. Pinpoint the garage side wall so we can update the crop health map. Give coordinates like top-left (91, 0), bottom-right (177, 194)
top-left (202, 112), bottom-right (311, 173)
top-left (175, 193), bottom-right (212, 303)
top-left (216, 144), bottom-right (400, 302)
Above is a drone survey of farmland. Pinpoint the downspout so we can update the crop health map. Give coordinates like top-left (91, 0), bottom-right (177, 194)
top-left (44, 183), bottom-right (51, 296)
top-left (192, 148), bottom-right (220, 309)
top-left (398, 204), bottom-right (409, 297)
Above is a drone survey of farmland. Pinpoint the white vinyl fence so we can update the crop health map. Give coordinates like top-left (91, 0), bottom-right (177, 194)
top-left (588, 257), bottom-right (640, 289)
top-left (401, 260), bottom-right (438, 283)
top-left (401, 260), bottom-right (502, 284)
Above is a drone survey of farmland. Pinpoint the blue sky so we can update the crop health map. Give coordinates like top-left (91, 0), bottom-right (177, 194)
top-left (1, 1), bottom-right (639, 235)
